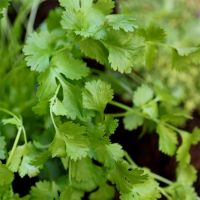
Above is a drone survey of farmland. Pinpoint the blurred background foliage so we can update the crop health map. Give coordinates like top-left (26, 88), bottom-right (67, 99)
top-left (120, 0), bottom-right (200, 112)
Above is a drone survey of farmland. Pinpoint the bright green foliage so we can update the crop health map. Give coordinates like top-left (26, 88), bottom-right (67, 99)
top-left (89, 183), bottom-right (115, 200)
top-left (133, 84), bottom-right (154, 106)
top-left (138, 24), bottom-right (166, 43)
top-left (83, 80), bottom-right (113, 112)
top-left (0, 0), bottom-right (9, 18)
top-left (95, 143), bottom-right (124, 167)
top-left (30, 181), bottom-right (59, 200)
top-left (0, 136), bottom-right (6, 159)
top-left (23, 31), bottom-right (58, 72)
top-left (120, 175), bottom-right (161, 200)
top-left (123, 114), bottom-right (143, 131)
top-left (103, 31), bottom-right (144, 73)
top-left (60, 186), bottom-right (84, 200)
top-left (0, 164), bottom-right (14, 186)
top-left (0, 0), bottom-right (200, 199)
top-left (109, 161), bottom-right (148, 193)
top-left (106, 14), bottom-right (137, 32)
top-left (52, 52), bottom-right (90, 80)
top-left (156, 124), bottom-right (178, 156)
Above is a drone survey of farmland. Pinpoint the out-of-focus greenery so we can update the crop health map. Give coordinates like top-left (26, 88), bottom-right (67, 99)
top-left (120, 0), bottom-right (200, 111)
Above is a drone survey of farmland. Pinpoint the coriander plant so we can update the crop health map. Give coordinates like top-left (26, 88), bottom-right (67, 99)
top-left (0, 0), bottom-right (200, 199)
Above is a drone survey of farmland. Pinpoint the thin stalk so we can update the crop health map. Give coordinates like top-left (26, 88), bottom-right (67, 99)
top-left (49, 85), bottom-right (61, 133)
top-left (25, 0), bottom-right (40, 39)
top-left (152, 173), bottom-right (173, 185)
top-left (6, 127), bottom-right (22, 166)
top-left (124, 152), bottom-right (173, 185)
top-left (158, 187), bottom-right (171, 199)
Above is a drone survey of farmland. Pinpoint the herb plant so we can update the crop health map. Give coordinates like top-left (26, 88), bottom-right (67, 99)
top-left (0, 0), bottom-right (200, 199)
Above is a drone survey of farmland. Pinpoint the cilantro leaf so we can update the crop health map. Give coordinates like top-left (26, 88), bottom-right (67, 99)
top-left (0, 163), bottom-right (14, 186)
top-left (18, 143), bottom-right (40, 178)
top-left (138, 24), bottom-right (166, 43)
top-left (89, 183), bottom-right (115, 200)
top-left (59, 121), bottom-right (90, 160)
top-left (79, 39), bottom-right (109, 65)
top-left (93, 0), bottom-right (114, 15)
top-left (82, 80), bottom-right (113, 112)
top-left (123, 114), bottom-right (144, 131)
top-left (7, 145), bottom-right (26, 172)
top-left (120, 175), bottom-right (161, 200)
top-left (103, 31), bottom-right (144, 73)
top-left (23, 31), bottom-right (60, 72)
top-left (0, 136), bottom-right (6, 159)
top-left (156, 124), bottom-right (178, 156)
top-left (106, 14), bottom-right (137, 32)
top-left (108, 161), bottom-right (148, 193)
top-left (61, 0), bottom-right (105, 38)
top-left (52, 52), bottom-right (90, 80)
top-left (71, 158), bottom-right (105, 190)
top-left (52, 82), bottom-right (89, 120)
top-left (60, 186), bottom-right (84, 200)
top-left (133, 84), bottom-right (154, 106)
top-left (95, 143), bottom-right (124, 167)
top-left (30, 181), bottom-right (58, 200)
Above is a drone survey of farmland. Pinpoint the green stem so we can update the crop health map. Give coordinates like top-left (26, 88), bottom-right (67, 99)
top-left (152, 173), bottom-right (173, 185)
top-left (124, 152), bottom-right (173, 185)
top-left (22, 127), bottom-right (27, 144)
top-left (6, 127), bottom-right (22, 167)
top-left (25, 0), bottom-right (40, 39)
top-left (158, 187), bottom-right (171, 199)
top-left (49, 85), bottom-right (61, 133)
top-left (109, 101), bottom-right (133, 111)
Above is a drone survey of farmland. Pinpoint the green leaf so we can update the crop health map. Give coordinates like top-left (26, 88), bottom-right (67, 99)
top-left (71, 158), bottom-right (105, 190)
top-left (59, 121), bottom-right (90, 160)
top-left (106, 14), bottom-right (137, 32)
top-left (93, 0), bottom-right (114, 15)
top-left (120, 175), bottom-right (161, 200)
top-left (176, 164), bottom-right (197, 186)
top-left (61, 0), bottom-right (105, 38)
top-left (89, 183), bottom-right (115, 200)
top-left (7, 145), bottom-right (26, 172)
top-left (52, 52), bottom-right (90, 80)
top-left (82, 80), bottom-right (113, 112)
top-left (79, 39), bottom-right (108, 65)
top-left (2, 117), bottom-right (21, 128)
top-left (95, 143), bottom-right (124, 167)
top-left (145, 43), bottom-right (157, 68)
top-left (23, 31), bottom-right (60, 72)
top-left (166, 183), bottom-right (198, 200)
top-left (49, 133), bottom-right (66, 158)
top-left (31, 151), bottom-right (50, 168)
top-left (103, 31), bottom-right (144, 73)
top-left (142, 101), bottom-right (158, 119)
top-left (108, 161), bottom-right (148, 193)
top-left (171, 47), bottom-right (200, 70)
top-left (53, 82), bottom-right (90, 120)
top-left (176, 132), bottom-right (191, 164)
top-left (0, 136), bottom-right (6, 159)
top-left (138, 24), bottom-right (166, 43)
top-left (30, 181), bottom-right (58, 200)
top-left (133, 84), bottom-right (154, 106)
top-left (18, 143), bottom-right (40, 178)
top-left (123, 114), bottom-right (144, 131)
top-left (156, 124), bottom-right (178, 156)
top-left (0, 0), bottom-right (9, 19)
top-left (104, 116), bottom-right (119, 135)
top-left (60, 186), bottom-right (84, 200)
top-left (0, 163), bottom-right (14, 186)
